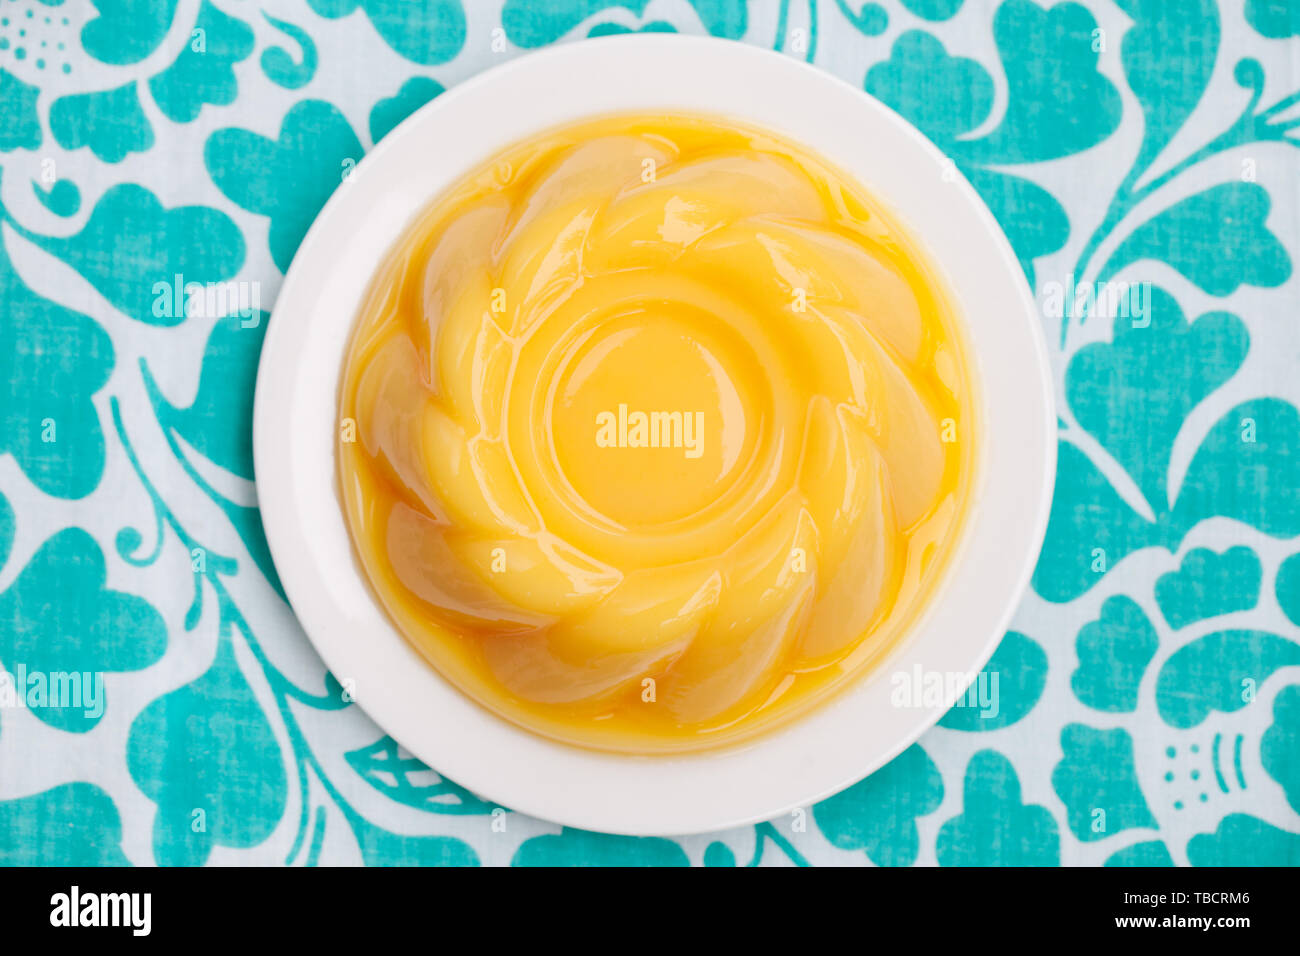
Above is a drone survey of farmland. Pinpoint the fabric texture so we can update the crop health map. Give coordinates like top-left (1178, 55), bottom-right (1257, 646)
top-left (0, 0), bottom-right (1298, 866)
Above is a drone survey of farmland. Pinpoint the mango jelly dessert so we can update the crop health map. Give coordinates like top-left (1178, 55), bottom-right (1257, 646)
top-left (337, 113), bottom-right (979, 753)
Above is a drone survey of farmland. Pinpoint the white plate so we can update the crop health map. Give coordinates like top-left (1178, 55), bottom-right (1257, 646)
top-left (253, 34), bottom-right (1055, 836)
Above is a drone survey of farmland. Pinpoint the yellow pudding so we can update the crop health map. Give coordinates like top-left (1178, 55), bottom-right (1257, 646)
top-left (337, 113), bottom-right (978, 753)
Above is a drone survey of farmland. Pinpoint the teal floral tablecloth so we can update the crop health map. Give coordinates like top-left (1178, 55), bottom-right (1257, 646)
top-left (1, 0), bottom-right (1299, 867)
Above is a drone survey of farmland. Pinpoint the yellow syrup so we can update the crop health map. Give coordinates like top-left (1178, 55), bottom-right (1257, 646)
top-left (337, 113), bottom-right (979, 753)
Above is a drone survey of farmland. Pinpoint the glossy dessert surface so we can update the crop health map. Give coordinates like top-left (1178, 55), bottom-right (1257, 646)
top-left (337, 113), bottom-right (978, 753)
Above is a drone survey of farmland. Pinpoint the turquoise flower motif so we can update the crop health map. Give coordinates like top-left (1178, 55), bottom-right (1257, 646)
top-left (1155, 630), bottom-right (1300, 728)
top-left (1187, 814), bottom-right (1300, 865)
top-left (813, 744), bottom-right (943, 866)
top-left (1105, 840), bottom-right (1174, 867)
top-left (1052, 725), bottom-right (1157, 841)
top-left (1261, 685), bottom-right (1300, 814)
top-left (127, 624), bottom-right (288, 867)
top-left (1035, 291), bottom-right (1300, 602)
top-left (369, 77), bottom-right (445, 143)
top-left (587, 19), bottom-right (675, 36)
top-left (1155, 546), bottom-right (1262, 629)
top-left (937, 750), bottom-right (1060, 866)
top-left (1245, 0), bottom-right (1300, 38)
top-left (513, 827), bottom-right (689, 866)
top-left (1277, 551), bottom-right (1300, 626)
top-left (865, 1), bottom-right (1122, 285)
top-left (937, 631), bottom-right (1047, 731)
top-left (1071, 596), bottom-right (1158, 713)
top-left (82, 0), bottom-right (181, 65)
top-left (147, 0), bottom-right (255, 123)
top-left (206, 100), bottom-right (365, 272)
top-left (25, 184), bottom-right (245, 328)
top-left (0, 524), bottom-right (167, 733)
top-left (0, 232), bottom-right (112, 499)
top-left (0, 783), bottom-right (131, 865)
top-left (899, 0), bottom-right (964, 18)
top-left (50, 83), bottom-right (154, 163)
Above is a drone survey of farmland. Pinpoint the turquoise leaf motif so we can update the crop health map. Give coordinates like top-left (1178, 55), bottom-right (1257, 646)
top-left (588, 19), bottom-right (675, 36)
top-left (937, 631), bottom-right (1047, 731)
top-left (1052, 725), bottom-right (1157, 841)
top-left (812, 743), bottom-right (943, 866)
top-left (502, 0), bottom-right (745, 47)
top-left (899, 0), bottom-right (963, 20)
top-left (864, 31), bottom-right (992, 143)
top-left (1187, 814), bottom-right (1300, 865)
top-left (863, 11), bottom-right (1120, 285)
top-left (513, 827), bottom-right (689, 866)
top-left (1105, 840), bottom-right (1174, 866)
top-left (350, 817), bottom-right (479, 865)
top-left (206, 100), bottom-right (365, 272)
top-left (369, 76), bottom-right (445, 144)
top-left (1278, 551), bottom-right (1300, 626)
top-left (260, 14), bottom-right (319, 91)
top-left (127, 625), bottom-right (287, 866)
top-left (142, 310), bottom-right (283, 595)
top-left (703, 841), bottom-right (735, 866)
top-left (0, 783), bottom-right (131, 865)
top-left (345, 735), bottom-right (496, 815)
top-left (1067, 286), bottom-right (1247, 511)
top-left (0, 527), bottom-right (167, 732)
top-left (937, 750), bottom-right (1060, 865)
top-left (28, 183), bottom-right (245, 327)
top-left (147, 0), bottom-right (255, 123)
top-left (1098, 183), bottom-right (1291, 297)
top-left (50, 83), bottom-right (155, 163)
top-left (1245, 0), bottom-right (1300, 37)
top-left (961, 167), bottom-right (1069, 288)
top-left (0, 68), bottom-right (41, 151)
top-left (0, 490), bottom-right (11, 570)
top-left (835, 1), bottom-right (888, 36)
top-left (224, 501), bottom-right (282, 599)
top-left (306, 0), bottom-right (466, 65)
top-left (957, 0), bottom-right (1123, 164)
top-left (1071, 596), bottom-right (1158, 713)
top-left (32, 180), bottom-right (82, 217)
top-left (148, 311), bottom-right (267, 482)
top-left (1155, 546), bottom-right (1262, 629)
top-left (1155, 630), bottom-right (1300, 728)
top-left (0, 234), bottom-right (112, 499)
top-left (1034, 287), bottom-right (1300, 602)
top-left (1261, 684), bottom-right (1300, 814)
top-left (1034, 457), bottom-right (1156, 606)
top-left (1114, 0), bottom-right (1219, 182)
top-left (1170, 397), bottom-right (1300, 538)
top-left (82, 0), bottom-right (182, 65)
